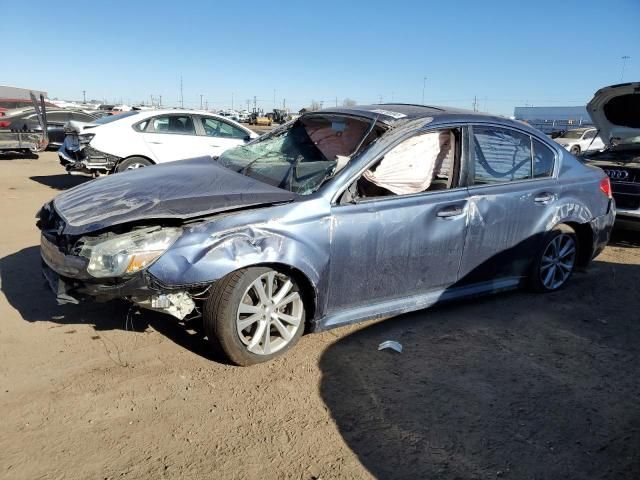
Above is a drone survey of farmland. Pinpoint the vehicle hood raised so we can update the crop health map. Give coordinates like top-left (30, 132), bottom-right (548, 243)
top-left (587, 82), bottom-right (640, 146)
top-left (52, 157), bottom-right (296, 235)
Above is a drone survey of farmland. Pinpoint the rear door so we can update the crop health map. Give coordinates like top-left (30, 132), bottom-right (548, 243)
top-left (195, 116), bottom-right (250, 157)
top-left (142, 114), bottom-right (200, 162)
top-left (457, 124), bottom-right (559, 285)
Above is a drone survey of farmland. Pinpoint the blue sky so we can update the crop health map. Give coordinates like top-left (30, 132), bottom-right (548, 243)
top-left (3, 0), bottom-right (639, 115)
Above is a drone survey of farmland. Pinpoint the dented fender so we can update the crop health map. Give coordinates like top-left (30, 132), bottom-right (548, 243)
top-left (148, 198), bottom-right (332, 317)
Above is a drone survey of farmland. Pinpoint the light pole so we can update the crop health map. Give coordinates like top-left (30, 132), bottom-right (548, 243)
top-left (422, 76), bottom-right (428, 105)
top-left (621, 55), bottom-right (631, 81)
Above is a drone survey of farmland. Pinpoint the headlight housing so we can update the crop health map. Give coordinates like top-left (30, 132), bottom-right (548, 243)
top-left (80, 227), bottom-right (181, 278)
top-left (78, 133), bottom-right (95, 145)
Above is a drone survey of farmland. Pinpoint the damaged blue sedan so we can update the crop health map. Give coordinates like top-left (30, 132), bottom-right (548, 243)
top-left (37, 104), bottom-right (615, 365)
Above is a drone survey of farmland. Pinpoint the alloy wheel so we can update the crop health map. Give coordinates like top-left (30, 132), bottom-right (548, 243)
top-left (540, 233), bottom-right (576, 290)
top-left (126, 162), bottom-right (146, 170)
top-left (236, 271), bottom-right (303, 355)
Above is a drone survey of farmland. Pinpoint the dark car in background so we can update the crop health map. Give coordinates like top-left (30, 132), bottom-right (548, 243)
top-left (0, 109), bottom-right (99, 151)
top-left (582, 82), bottom-right (640, 229)
top-left (37, 104), bottom-right (614, 365)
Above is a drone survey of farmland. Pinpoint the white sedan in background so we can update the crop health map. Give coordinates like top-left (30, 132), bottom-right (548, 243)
top-left (58, 109), bottom-right (259, 175)
top-left (554, 127), bottom-right (604, 155)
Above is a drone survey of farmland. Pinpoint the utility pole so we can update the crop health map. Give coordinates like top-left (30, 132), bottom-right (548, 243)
top-left (200, 94), bottom-right (203, 109)
top-left (205, 100), bottom-right (208, 111)
top-left (180, 76), bottom-right (184, 108)
top-left (159, 95), bottom-right (162, 107)
top-left (378, 95), bottom-right (383, 104)
top-left (283, 98), bottom-right (286, 109)
top-left (253, 96), bottom-right (257, 112)
top-left (82, 90), bottom-right (86, 103)
top-left (472, 95), bottom-right (478, 112)
top-left (422, 76), bottom-right (428, 104)
top-left (335, 96), bottom-right (338, 107)
top-left (621, 55), bottom-right (631, 81)
top-left (247, 99), bottom-right (250, 112)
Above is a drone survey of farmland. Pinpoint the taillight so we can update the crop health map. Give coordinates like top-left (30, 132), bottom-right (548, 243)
top-left (599, 177), bottom-right (612, 198)
top-left (0, 121), bottom-right (10, 128)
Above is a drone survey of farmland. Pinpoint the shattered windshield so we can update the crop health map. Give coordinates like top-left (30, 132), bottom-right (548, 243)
top-left (218, 114), bottom-right (382, 195)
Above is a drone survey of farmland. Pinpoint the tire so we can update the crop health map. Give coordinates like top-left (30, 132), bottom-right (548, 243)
top-left (530, 224), bottom-right (578, 292)
top-left (203, 267), bottom-right (306, 366)
top-left (570, 145), bottom-right (581, 156)
top-left (116, 156), bottom-right (152, 173)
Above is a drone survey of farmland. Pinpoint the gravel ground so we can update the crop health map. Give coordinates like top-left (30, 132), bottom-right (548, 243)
top-left (1, 151), bottom-right (639, 479)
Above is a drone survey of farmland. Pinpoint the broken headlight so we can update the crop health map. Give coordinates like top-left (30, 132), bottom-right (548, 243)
top-left (80, 227), bottom-right (181, 278)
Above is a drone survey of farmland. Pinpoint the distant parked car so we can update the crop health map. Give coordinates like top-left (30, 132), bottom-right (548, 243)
top-left (554, 127), bottom-right (604, 155)
top-left (38, 104), bottom-right (614, 365)
top-left (0, 109), bottom-right (99, 151)
top-left (58, 109), bottom-right (259, 175)
top-left (582, 81), bottom-right (640, 229)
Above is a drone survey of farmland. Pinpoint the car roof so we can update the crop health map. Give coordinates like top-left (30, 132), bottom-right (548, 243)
top-left (318, 103), bottom-right (512, 125)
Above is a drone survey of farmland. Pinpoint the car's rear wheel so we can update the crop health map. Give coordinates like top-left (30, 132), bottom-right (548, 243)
top-left (203, 267), bottom-right (305, 366)
top-left (116, 156), bottom-right (152, 172)
top-left (570, 145), bottom-right (581, 155)
top-left (530, 224), bottom-right (578, 292)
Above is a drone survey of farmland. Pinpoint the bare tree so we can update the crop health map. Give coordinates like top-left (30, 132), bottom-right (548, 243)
top-left (342, 98), bottom-right (357, 107)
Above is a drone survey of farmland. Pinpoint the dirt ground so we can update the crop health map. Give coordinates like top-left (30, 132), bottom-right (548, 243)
top-left (1, 151), bottom-right (639, 480)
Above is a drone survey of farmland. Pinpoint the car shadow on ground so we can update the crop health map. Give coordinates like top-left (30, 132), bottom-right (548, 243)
top-left (610, 227), bottom-right (640, 247)
top-left (30, 174), bottom-right (91, 191)
top-left (0, 151), bottom-right (39, 160)
top-left (0, 246), bottom-right (228, 363)
top-left (318, 251), bottom-right (640, 479)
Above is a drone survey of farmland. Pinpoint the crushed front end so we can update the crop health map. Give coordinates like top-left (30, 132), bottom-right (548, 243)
top-left (37, 202), bottom-right (198, 320)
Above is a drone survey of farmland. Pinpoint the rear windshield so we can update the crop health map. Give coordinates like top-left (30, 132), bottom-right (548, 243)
top-left (218, 114), bottom-right (383, 195)
top-left (92, 111), bottom-right (139, 125)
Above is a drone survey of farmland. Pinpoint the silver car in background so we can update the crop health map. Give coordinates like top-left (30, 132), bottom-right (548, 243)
top-left (37, 104), bottom-right (615, 365)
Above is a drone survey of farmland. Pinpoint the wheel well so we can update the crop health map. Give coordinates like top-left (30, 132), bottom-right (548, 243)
top-left (117, 155), bottom-right (155, 166)
top-left (564, 221), bottom-right (593, 267)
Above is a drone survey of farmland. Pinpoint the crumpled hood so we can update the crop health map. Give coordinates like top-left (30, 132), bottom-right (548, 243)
top-left (52, 156), bottom-right (296, 235)
top-left (587, 82), bottom-right (640, 146)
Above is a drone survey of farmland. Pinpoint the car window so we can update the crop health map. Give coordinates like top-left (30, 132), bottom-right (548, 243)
top-left (347, 128), bottom-right (459, 199)
top-left (46, 112), bottom-right (70, 122)
top-left (69, 112), bottom-right (96, 122)
top-left (151, 115), bottom-right (195, 134)
top-left (133, 119), bottom-right (150, 132)
top-left (532, 138), bottom-right (555, 178)
top-left (472, 126), bottom-right (532, 184)
top-left (201, 117), bottom-right (247, 139)
top-left (583, 130), bottom-right (596, 140)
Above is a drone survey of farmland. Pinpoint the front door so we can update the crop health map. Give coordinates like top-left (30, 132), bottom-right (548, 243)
top-left (326, 126), bottom-right (470, 312)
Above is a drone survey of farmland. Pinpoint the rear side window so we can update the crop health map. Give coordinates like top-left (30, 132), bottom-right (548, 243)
top-left (151, 115), bottom-right (195, 134)
top-left (133, 119), bottom-right (149, 132)
top-left (46, 112), bottom-right (70, 122)
top-left (532, 138), bottom-right (555, 178)
top-left (472, 126), bottom-right (532, 184)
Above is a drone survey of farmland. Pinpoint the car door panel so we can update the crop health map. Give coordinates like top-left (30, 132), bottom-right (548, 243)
top-left (328, 189), bottom-right (469, 312)
top-left (142, 114), bottom-right (200, 163)
top-left (457, 125), bottom-right (560, 285)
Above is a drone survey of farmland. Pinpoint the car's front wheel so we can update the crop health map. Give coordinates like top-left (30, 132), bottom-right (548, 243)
top-left (204, 267), bottom-right (306, 366)
top-left (530, 224), bottom-right (578, 292)
top-left (570, 145), bottom-right (581, 155)
top-left (116, 156), bottom-right (152, 173)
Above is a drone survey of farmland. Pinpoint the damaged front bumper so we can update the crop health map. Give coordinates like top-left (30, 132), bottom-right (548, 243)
top-left (41, 231), bottom-right (197, 319)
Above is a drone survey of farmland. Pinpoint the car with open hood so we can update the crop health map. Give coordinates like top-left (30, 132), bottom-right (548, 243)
top-left (37, 104), bottom-right (615, 365)
top-left (58, 109), bottom-right (258, 175)
top-left (581, 82), bottom-right (640, 229)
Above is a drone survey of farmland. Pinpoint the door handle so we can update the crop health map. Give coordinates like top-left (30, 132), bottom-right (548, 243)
top-left (436, 205), bottom-right (465, 218)
top-left (148, 141), bottom-right (163, 145)
top-left (534, 193), bottom-right (555, 204)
